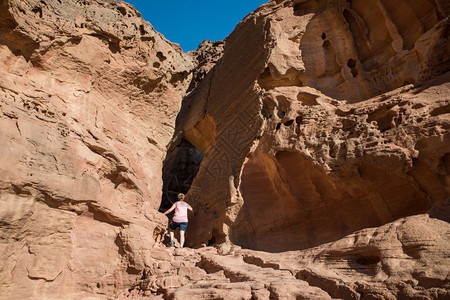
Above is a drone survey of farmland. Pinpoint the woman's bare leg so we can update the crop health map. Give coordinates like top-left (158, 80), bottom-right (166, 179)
top-left (180, 230), bottom-right (185, 248)
top-left (169, 231), bottom-right (175, 246)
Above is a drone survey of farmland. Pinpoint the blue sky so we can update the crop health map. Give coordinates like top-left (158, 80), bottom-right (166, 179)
top-left (122, 0), bottom-right (268, 51)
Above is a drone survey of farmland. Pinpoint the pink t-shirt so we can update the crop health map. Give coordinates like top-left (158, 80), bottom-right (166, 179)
top-left (172, 201), bottom-right (188, 223)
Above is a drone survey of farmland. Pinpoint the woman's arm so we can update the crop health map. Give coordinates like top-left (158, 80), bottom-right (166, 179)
top-left (164, 203), bottom-right (177, 215)
top-left (187, 204), bottom-right (194, 212)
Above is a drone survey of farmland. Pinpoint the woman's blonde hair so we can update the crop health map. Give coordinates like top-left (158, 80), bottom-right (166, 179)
top-left (178, 193), bottom-right (185, 201)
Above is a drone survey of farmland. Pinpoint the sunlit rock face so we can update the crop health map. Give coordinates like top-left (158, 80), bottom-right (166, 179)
top-left (1, 0), bottom-right (449, 298)
top-left (179, 0), bottom-right (449, 252)
top-left (0, 0), bottom-right (193, 298)
top-left (259, 0), bottom-right (449, 102)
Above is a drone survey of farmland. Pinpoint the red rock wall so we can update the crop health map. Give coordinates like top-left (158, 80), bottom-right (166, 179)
top-left (0, 0), bottom-right (193, 298)
top-left (0, 0), bottom-right (449, 298)
top-left (179, 0), bottom-right (450, 252)
top-left (260, 0), bottom-right (449, 102)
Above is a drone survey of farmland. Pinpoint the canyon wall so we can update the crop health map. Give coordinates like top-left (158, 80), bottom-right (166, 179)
top-left (0, 0), bottom-right (449, 298)
top-left (0, 0), bottom-right (193, 298)
top-left (178, 0), bottom-right (450, 252)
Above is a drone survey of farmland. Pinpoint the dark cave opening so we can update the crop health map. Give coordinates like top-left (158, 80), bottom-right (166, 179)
top-left (160, 138), bottom-right (203, 212)
top-left (347, 58), bottom-right (358, 78)
top-left (207, 235), bottom-right (216, 246)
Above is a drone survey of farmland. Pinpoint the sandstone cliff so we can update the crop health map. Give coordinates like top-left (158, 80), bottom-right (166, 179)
top-left (1, 0), bottom-right (449, 299)
top-left (164, 0), bottom-right (450, 297)
top-left (0, 0), bottom-right (193, 298)
top-left (179, 0), bottom-right (450, 252)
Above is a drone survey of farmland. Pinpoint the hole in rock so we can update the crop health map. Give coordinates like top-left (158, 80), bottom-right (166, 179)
top-left (367, 109), bottom-right (397, 132)
top-left (108, 41), bottom-right (119, 54)
top-left (207, 235), bottom-right (216, 246)
top-left (170, 71), bottom-right (189, 85)
top-left (141, 36), bottom-right (156, 43)
top-left (347, 59), bottom-right (358, 78)
top-left (160, 138), bottom-right (203, 212)
top-left (277, 110), bottom-right (286, 118)
top-left (283, 120), bottom-right (294, 126)
top-left (297, 92), bottom-right (319, 106)
top-left (139, 24), bottom-right (146, 35)
top-left (295, 115), bottom-right (303, 124)
top-left (232, 150), bottom-right (430, 252)
top-left (117, 6), bottom-right (126, 16)
top-left (322, 40), bottom-right (341, 75)
top-left (321, 32), bottom-right (326, 40)
top-left (275, 123), bottom-right (281, 131)
top-left (347, 59), bottom-right (356, 68)
top-left (32, 7), bottom-right (43, 18)
top-left (334, 250), bottom-right (383, 277)
top-left (412, 103), bottom-right (425, 109)
top-left (156, 51), bottom-right (167, 62)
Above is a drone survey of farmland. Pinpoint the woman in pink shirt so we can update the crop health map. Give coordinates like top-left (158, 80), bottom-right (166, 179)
top-left (164, 193), bottom-right (193, 248)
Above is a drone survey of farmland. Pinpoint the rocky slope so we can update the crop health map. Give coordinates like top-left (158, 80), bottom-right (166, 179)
top-left (0, 0), bottom-right (449, 299)
top-left (122, 214), bottom-right (449, 299)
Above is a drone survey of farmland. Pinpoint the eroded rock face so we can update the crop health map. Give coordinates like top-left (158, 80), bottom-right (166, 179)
top-left (178, 0), bottom-right (450, 253)
top-left (160, 40), bottom-right (224, 211)
top-left (260, 0), bottom-right (449, 102)
top-left (187, 39), bottom-right (225, 91)
top-left (0, 0), bottom-right (193, 298)
top-left (1, 0), bottom-right (449, 298)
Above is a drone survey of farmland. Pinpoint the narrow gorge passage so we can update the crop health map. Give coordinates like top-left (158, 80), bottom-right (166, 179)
top-left (160, 138), bottom-right (203, 212)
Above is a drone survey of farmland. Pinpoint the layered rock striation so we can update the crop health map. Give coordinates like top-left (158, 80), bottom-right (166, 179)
top-left (0, 0), bottom-right (193, 298)
top-left (1, 0), bottom-right (449, 299)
